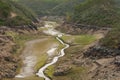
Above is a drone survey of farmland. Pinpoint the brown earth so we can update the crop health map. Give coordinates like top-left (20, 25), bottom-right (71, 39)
top-left (0, 27), bottom-right (18, 80)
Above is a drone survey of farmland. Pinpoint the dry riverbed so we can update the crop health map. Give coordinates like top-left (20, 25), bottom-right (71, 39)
top-left (4, 21), bottom-right (105, 80)
top-left (5, 36), bottom-right (63, 80)
top-left (5, 21), bottom-right (65, 80)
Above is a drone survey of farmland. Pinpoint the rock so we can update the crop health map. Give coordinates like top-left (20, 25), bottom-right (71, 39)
top-left (4, 56), bottom-right (18, 63)
top-left (114, 56), bottom-right (120, 66)
top-left (5, 71), bottom-right (15, 78)
top-left (84, 46), bottom-right (120, 59)
top-left (54, 65), bottom-right (72, 76)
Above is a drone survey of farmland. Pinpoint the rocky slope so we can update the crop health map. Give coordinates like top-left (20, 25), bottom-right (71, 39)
top-left (0, 25), bottom-right (39, 80)
top-left (0, 27), bottom-right (17, 79)
top-left (0, 0), bottom-right (39, 79)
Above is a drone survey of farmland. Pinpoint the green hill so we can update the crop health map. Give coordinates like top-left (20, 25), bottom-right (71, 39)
top-left (0, 0), bottom-right (37, 26)
top-left (71, 0), bottom-right (120, 49)
top-left (72, 0), bottom-right (120, 27)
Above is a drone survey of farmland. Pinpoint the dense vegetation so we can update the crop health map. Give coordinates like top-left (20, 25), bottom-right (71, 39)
top-left (103, 0), bottom-right (120, 48)
top-left (72, 0), bottom-right (120, 27)
top-left (0, 0), bottom-right (37, 26)
top-left (101, 24), bottom-right (120, 49)
top-left (16, 0), bottom-right (84, 16)
top-left (71, 0), bottom-right (120, 49)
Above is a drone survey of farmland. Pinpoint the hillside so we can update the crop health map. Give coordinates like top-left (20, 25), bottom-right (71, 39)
top-left (16, 0), bottom-right (84, 16)
top-left (0, 0), bottom-right (37, 26)
top-left (72, 0), bottom-right (120, 27)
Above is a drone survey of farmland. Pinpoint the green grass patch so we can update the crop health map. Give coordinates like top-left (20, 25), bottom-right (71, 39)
top-left (45, 65), bottom-right (54, 78)
top-left (74, 35), bottom-right (96, 45)
top-left (34, 53), bottom-right (48, 71)
top-left (62, 34), bottom-right (96, 45)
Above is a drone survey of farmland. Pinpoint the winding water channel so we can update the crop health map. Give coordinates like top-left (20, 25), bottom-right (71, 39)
top-left (15, 21), bottom-right (70, 80)
top-left (36, 21), bottom-right (70, 80)
top-left (36, 36), bottom-right (69, 80)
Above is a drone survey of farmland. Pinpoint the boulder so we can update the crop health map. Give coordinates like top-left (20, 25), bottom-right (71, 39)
top-left (84, 46), bottom-right (120, 59)
top-left (114, 56), bottom-right (120, 66)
